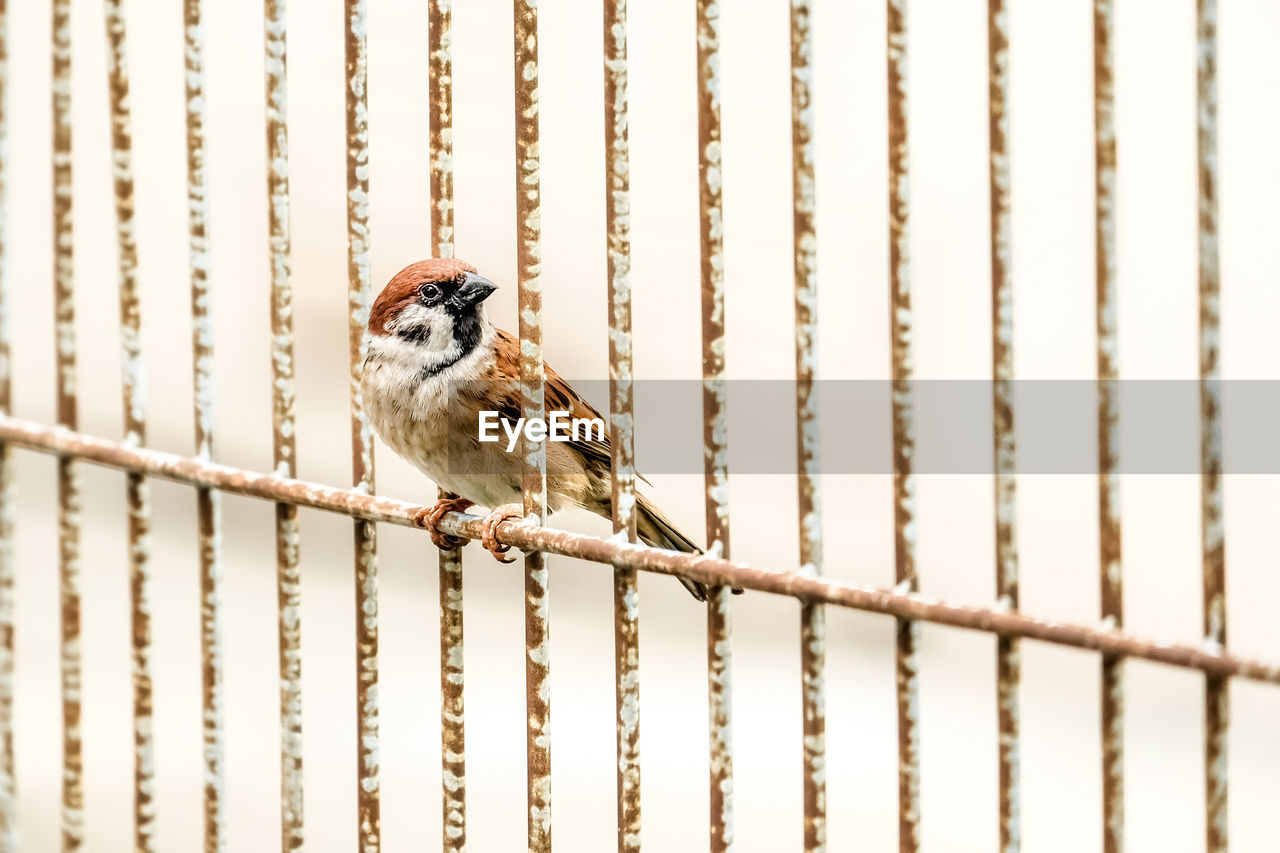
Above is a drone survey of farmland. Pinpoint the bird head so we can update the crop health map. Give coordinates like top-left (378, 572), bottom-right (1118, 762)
top-left (369, 258), bottom-right (498, 348)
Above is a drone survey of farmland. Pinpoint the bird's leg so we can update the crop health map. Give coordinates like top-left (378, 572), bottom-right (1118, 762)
top-left (415, 494), bottom-right (475, 551)
top-left (480, 503), bottom-right (525, 564)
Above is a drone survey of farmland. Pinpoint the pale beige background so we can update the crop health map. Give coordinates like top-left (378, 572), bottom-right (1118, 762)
top-left (3, 0), bottom-right (1279, 850)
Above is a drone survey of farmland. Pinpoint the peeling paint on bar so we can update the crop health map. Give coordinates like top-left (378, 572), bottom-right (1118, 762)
top-left (513, 1), bottom-right (551, 848)
top-left (102, 4), bottom-right (160, 847)
top-left (604, 1), bottom-right (641, 850)
top-left (343, 2), bottom-right (381, 850)
top-left (4, 417), bottom-right (1280, 685)
top-left (264, 1), bottom-right (304, 848)
top-left (52, 1), bottom-right (85, 848)
top-left (1195, 2), bottom-right (1227, 851)
top-left (696, 2), bottom-right (734, 850)
top-left (789, 3), bottom-right (825, 851)
top-left (886, 1), bottom-right (921, 848)
top-left (178, 3), bottom-right (227, 850)
top-left (58, 453), bottom-right (83, 853)
top-left (428, 2), bottom-right (467, 849)
top-left (1092, 2), bottom-right (1123, 850)
top-left (0, 3), bottom-right (13, 848)
top-left (707, 587), bottom-right (733, 853)
top-left (985, 2), bottom-right (1020, 850)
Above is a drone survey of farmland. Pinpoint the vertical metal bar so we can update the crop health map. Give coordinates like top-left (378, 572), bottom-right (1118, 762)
top-left (986, 2), bottom-right (1020, 851)
top-left (886, 1), bottom-right (921, 849)
top-left (0, 2), bottom-right (14, 848)
top-left (603, 2), bottom-right (640, 851)
top-left (102, 4), bottom-right (158, 850)
top-left (428, 2), bottom-right (466, 850)
top-left (342, 2), bottom-right (380, 850)
top-left (52, 1), bottom-right (84, 849)
top-left (695, 1), bottom-right (733, 850)
top-left (1092, 2), bottom-right (1123, 851)
top-left (181, 4), bottom-right (226, 850)
top-left (264, 0), bottom-right (303, 848)
top-left (1195, 2), bottom-right (1227, 851)
top-left (513, 1), bottom-right (550, 849)
top-left (788, 3), bottom-right (825, 851)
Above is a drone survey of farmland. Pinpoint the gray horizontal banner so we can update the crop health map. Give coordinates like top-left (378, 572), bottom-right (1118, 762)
top-left (441, 381), bottom-right (1280, 476)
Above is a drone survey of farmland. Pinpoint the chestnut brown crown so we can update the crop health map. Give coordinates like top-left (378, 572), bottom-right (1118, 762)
top-left (369, 258), bottom-right (492, 336)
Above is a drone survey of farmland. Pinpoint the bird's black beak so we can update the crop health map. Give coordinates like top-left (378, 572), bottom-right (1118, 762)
top-left (449, 272), bottom-right (498, 311)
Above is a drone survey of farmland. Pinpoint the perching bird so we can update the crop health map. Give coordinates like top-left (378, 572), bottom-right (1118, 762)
top-left (362, 257), bottom-right (730, 601)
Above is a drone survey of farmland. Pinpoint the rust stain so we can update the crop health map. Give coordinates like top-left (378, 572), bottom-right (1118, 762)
top-left (102, 5), bottom-right (158, 844)
top-left (0, 1), bottom-right (14, 847)
top-left (986, 0), bottom-right (1020, 849)
top-left (696, 1), bottom-right (734, 849)
top-left (344, 1), bottom-right (380, 849)
top-left (604, 0), bottom-right (641, 849)
top-left (429, 1), bottom-right (467, 849)
top-left (886, 0), bottom-right (921, 847)
top-left (264, 0), bottom-right (304, 847)
top-left (789, 2), bottom-right (825, 850)
top-left (52, 1), bottom-right (84, 848)
top-left (1093, 1), bottom-right (1123, 850)
top-left (513, 1), bottom-right (551, 849)
top-left (1196, 2), bottom-right (1227, 851)
top-left (176, 2), bottom-right (227, 849)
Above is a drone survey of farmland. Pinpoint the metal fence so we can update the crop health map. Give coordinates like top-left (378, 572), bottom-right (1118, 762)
top-left (0, 0), bottom-right (1272, 852)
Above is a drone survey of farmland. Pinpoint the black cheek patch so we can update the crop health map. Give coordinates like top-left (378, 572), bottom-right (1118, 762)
top-left (396, 324), bottom-right (431, 346)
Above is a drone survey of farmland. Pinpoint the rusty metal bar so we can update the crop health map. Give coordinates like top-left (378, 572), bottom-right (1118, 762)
top-left (428, 2), bottom-right (466, 851)
top-left (1195, 2), bottom-right (1227, 851)
top-left (986, 1), bottom-right (1020, 850)
top-left (264, 0), bottom-right (303, 849)
top-left (695, 1), bottom-right (734, 850)
top-left (789, 2), bottom-right (826, 851)
top-left (603, 1), bottom-right (641, 850)
top-left (180, 2), bottom-right (227, 849)
top-left (513, 1), bottom-right (551, 848)
top-left (886, 0), bottom-right (921, 848)
top-left (4, 418), bottom-right (1280, 685)
top-left (102, 3), bottom-right (160, 849)
top-left (0, 2), bottom-right (13, 848)
top-left (1092, 1), bottom-right (1123, 850)
top-left (342, 2), bottom-right (381, 849)
top-left (52, 1), bottom-right (85, 848)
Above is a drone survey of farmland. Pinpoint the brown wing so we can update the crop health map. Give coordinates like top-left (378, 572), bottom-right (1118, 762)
top-left (486, 328), bottom-right (621, 480)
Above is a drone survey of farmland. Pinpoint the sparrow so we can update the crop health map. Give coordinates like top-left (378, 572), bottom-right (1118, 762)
top-left (362, 257), bottom-right (730, 601)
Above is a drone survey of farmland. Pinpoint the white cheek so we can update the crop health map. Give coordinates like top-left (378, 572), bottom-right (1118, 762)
top-left (392, 303), bottom-right (455, 350)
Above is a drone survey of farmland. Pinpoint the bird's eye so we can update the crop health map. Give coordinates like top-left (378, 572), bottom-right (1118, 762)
top-left (419, 283), bottom-right (442, 302)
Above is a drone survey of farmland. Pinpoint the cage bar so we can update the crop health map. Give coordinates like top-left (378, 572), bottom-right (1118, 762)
top-left (602, 1), bottom-right (641, 850)
top-left (985, 1), bottom-right (1021, 850)
top-left (52, 1), bottom-right (85, 848)
top-left (177, 3), bottom-right (228, 849)
top-left (101, 3), bottom-right (160, 849)
top-left (1092, 1), bottom-right (1124, 850)
top-left (886, 0), bottom-right (922, 848)
top-left (342, 1), bottom-right (381, 849)
top-left (512, 2), bottom-right (551, 849)
top-left (0, 2), bottom-right (13, 848)
top-left (788, 2), bottom-right (827, 851)
top-left (427, 1), bottom-right (467, 850)
top-left (263, 0), bottom-right (303, 849)
top-left (694, 1), bottom-right (734, 850)
top-left (1195, 2), bottom-right (1227, 851)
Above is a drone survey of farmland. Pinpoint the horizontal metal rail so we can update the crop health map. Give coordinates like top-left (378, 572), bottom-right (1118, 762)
top-left (3, 414), bottom-right (1277, 686)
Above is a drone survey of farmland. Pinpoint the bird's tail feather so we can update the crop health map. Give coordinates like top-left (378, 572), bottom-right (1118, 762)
top-left (635, 493), bottom-right (742, 601)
